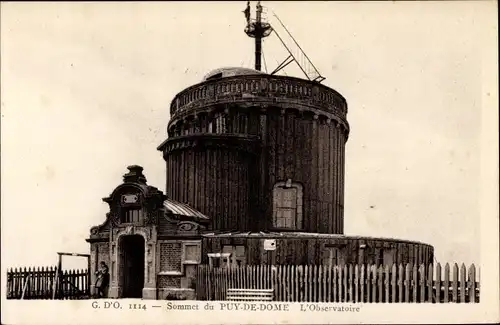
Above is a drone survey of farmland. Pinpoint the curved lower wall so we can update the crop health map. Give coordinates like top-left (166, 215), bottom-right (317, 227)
top-left (202, 234), bottom-right (434, 266)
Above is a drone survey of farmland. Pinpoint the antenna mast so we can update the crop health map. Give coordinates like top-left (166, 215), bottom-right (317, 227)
top-left (242, 1), bottom-right (326, 83)
top-left (244, 1), bottom-right (272, 71)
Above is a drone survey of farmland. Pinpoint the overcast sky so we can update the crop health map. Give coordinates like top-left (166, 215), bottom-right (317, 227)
top-left (1, 1), bottom-right (497, 271)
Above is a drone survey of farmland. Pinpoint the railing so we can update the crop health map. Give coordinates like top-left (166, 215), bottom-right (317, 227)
top-left (6, 266), bottom-right (90, 300)
top-left (196, 263), bottom-right (479, 303)
top-left (170, 74), bottom-right (348, 119)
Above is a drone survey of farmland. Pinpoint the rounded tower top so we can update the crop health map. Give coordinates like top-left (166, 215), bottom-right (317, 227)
top-left (202, 67), bottom-right (265, 81)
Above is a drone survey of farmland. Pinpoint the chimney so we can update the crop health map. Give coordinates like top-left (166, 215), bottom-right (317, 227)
top-left (123, 165), bottom-right (147, 184)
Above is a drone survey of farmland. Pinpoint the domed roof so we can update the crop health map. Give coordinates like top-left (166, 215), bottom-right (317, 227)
top-left (203, 67), bottom-right (265, 81)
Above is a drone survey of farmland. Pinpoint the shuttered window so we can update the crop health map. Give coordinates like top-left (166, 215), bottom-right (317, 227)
top-left (272, 181), bottom-right (303, 230)
top-left (274, 188), bottom-right (298, 228)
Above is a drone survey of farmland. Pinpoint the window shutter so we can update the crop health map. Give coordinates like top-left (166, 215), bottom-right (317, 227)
top-left (272, 183), bottom-right (302, 230)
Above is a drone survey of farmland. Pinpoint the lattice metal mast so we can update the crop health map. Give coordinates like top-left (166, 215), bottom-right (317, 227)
top-left (242, 1), bottom-right (326, 83)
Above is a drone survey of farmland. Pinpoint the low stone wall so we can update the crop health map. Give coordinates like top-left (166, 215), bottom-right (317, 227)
top-left (155, 241), bottom-right (201, 300)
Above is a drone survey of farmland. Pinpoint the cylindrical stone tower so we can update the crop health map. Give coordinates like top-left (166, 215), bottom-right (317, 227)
top-left (158, 67), bottom-right (349, 234)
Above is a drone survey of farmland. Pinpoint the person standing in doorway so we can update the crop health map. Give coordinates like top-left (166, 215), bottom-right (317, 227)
top-left (95, 261), bottom-right (109, 298)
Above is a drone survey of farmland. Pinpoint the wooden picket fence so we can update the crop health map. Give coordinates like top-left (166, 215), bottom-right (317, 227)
top-left (196, 263), bottom-right (480, 303)
top-left (6, 266), bottom-right (90, 300)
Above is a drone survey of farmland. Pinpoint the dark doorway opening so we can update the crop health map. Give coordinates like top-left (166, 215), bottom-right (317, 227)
top-left (120, 235), bottom-right (145, 298)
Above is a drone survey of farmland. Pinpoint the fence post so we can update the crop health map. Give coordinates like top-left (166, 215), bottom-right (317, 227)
top-left (452, 263), bottom-right (459, 303)
top-left (34, 267), bottom-right (39, 299)
top-left (321, 265), bottom-right (326, 303)
top-left (460, 263), bottom-right (466, 303)
top-left (365, 264), bottom-right (371, 303)
top-left (412, 264), bottom-right (418, 302)
top-left (6, 269), bottom-right (11, 299)
top-left (38, 267), bottom-right (43, 299)
top-left (331, 266), bottom-right (337, 302)
top-left (305, 265), bottom-right (309, 303)
top-left (320, 265), bottom-right (325, 303)
top-left (435, 263), bottom-right (441, 303)
top-left (274, 265), bottom-right (279, 301)
top-left (42, 267), bottom-right (47, 299)
top-left (444, 263), bottom-right (450, 303)
top-left (236, 265), bottom-right (241, 291)
top-left (298, 265), bottom-right (304, 302)
top-left (477, 265), bottom-right (481, 303)
top-left (468, 264), bottom-right (475, 303)
top-left (342, 265), bottom-right (347, 303)
top-left (384, 264), bottom-right (390, 303)
top-left (259, 265), bottom-right (263, 291)
top-left (353, 265), bottom-right (358, 303)
top-left (419, 264), bottom-right (425, 303)
top-left (396, 264), bottom-right (402, 303)
top-left (404, 264), bottom-right (410, 302)
top-left (250, 265), bottom-right (255, 291)
top-left (224, 267), bottom-right (229, 301)
top-left (260, 265), bottom-right (264, 290)
top-left (359, 265), bottom-right (364, 303)
top-left (347, 265), bottom-right (353, 303)
top-left (308, 265), bottom-right (313, 302)
top-left (284, 264), bottom-right (289, 302)
top-left (371, 265), bottom-right (377, 303)
top-left (338, 266), bottom-right (343, 303)
top-left (427, 264), bottom-right (433, 302)
top-left (391, 264), bottom-right (396, 303)
top-left (377, 266), bottom-right (383, 303)
top-left (273, 265), bottom-right (279, 301)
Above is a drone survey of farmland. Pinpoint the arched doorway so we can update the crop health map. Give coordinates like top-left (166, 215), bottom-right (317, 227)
top-left (119, 235), bottom-right (145, 298)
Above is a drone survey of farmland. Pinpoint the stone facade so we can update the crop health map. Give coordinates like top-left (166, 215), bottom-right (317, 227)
top-left (86, 165), bottom-right (208, 299)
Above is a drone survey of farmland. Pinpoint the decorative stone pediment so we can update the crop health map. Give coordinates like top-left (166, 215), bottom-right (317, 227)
top-left (87, 166), bottom-right (167, 241)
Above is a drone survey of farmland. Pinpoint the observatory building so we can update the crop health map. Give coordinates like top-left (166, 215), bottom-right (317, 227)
top-left (87, 2), bottom-right (434, 300)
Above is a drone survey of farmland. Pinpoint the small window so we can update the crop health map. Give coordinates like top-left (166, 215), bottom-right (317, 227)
top-left (274, 188), bottom-right (297, 228)
top-left (121, 207), bottom-right (143, 224)
top-left (272, 181), bottom-right (303, 230)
